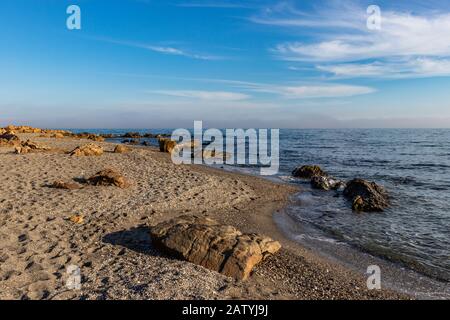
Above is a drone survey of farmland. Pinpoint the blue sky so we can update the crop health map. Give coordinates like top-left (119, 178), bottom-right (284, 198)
top-left (1, 0), bottom-right (450, 128)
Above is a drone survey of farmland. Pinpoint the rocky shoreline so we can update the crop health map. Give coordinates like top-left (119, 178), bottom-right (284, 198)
top-left (0, 126), bottom-right (409, 300)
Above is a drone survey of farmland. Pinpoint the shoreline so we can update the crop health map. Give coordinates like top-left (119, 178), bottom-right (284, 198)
top-left (211, 164), bottom-right (450, 299)
top-left (0, 132), bottom-right (409, 299)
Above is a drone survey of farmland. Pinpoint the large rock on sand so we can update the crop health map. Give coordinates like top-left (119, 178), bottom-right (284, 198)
top-left (150, 215), bottom-right (281, 280)
top-left (292, 165), bottom-right (326, 179)
top-left (343, 179), bottom-right (389, 212)
top-left (87, 169), bottom-right (130, 188)
top-left (70, 143), bottom-right (103, 156)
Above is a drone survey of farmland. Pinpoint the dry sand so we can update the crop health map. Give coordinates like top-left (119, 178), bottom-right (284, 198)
top-left (0, 134), bottom-right (408, 300)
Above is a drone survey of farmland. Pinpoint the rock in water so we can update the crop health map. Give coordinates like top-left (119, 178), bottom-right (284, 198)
top-left (292, 165), bottom-right (326, 178)
top-left (69, 143), bottom-right (103, 156)
top-left (87, 169), bottom-right (130, 188)
top-left (310, 175), bottom-right (332, 191)
top-left (310, 175), bottom-right (345, 191)
top-left (150, 215), bottom-right (281, 280)
top-left (114, 145), bottom-right (130, 153)
top-left (344, 179), bottom-right (389, 212)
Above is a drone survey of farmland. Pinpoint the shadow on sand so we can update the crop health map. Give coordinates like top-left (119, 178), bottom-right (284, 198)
top-left (102, 225), bottom-right (161, 256)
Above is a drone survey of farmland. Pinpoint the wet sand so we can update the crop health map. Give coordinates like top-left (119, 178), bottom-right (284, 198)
top-left (0, 133), bottom-right (408, 300)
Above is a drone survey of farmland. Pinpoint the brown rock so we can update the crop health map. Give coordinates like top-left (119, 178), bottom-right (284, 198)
top-left (52, 133), bottom-right (65, 139)
top-left (150, 215), bottom-right (281, 280)
top-left (292, 165), bottom-right (326, 179)
top-left (114, 145), bottom-right (130, 153)
top-left (0, 133), bottom-right (20, 147)
top-left (14, 146), bottom-right (31, 154)
top-left (87, 169), bottom-right (130, 188)
top-left (344, 179), bottom-right (389, 212)
top-left (69, 143), bottom-right (103, 156)
top-left (21, 140), bottom-right (51, 151)
top-left (50, 181), bottom-right (81, 190)
top-left (158, 138), bottom-right (178, 153)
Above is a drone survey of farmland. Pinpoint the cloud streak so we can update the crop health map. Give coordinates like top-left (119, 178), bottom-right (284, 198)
top-left (92, 37), bottom-right (225, 60)
top-left (150, 90), bottom-right (250, 101)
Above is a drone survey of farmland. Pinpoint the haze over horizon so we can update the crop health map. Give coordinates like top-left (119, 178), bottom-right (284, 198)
top-left (1, 0), bottom-right (450, 129)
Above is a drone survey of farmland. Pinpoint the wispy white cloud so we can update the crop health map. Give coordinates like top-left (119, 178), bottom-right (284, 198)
top-left (145, 45), bottom-right (223, 60)
top-left (274, 84), bottom-right (376, 98)
top-left (150, 90), bottom-right (250, 100)
top-left (92, 37), bottom-right (225, 60)
top-left (201, 79), bottom-right (376, 98)
top-left (254, 2), bottom-right (450, 79)
top-left (317, 58), bottom-right (450, 79)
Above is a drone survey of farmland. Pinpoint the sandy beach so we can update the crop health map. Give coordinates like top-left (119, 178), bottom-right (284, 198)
top-left (0, 132), bottom-right (409, 300)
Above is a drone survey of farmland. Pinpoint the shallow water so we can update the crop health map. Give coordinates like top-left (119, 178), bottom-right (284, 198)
top-left (74, 128), bottom-right (450, 282)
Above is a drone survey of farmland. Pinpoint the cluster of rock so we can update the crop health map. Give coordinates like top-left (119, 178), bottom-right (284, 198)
top-left (122, 132), bottom-right (169, 139)
top-left (292, 165), bottom-right (389, 212)
top-left (1, 125), bottom-right (43, 134)
top-left (157, 137), bottom-right (229, 161)
top-left (150, 215), bottom-right (281, 280)
top-left (1, 124), bottom-right (108, 142)
top-left (0, 131), bottom-right (52, 154)
top-left (14, 140), bottom-right (52, 154)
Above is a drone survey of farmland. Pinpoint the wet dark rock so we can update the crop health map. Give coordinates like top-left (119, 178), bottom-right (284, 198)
top-left (292, 165), bottom-right (326, 179)
top-left (310, 175), bottom-right (345, 191)
top-left (343, 179), bottom-right (389, 212)
top-left (121, 139), bottom-right (139, 145)
top-left (122, 132), bottom-right (141, 138)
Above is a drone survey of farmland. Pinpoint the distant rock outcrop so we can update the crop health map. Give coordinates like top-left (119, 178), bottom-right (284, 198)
top-left (344, 179), bottom-right (389, 212)
top-left (149, 215), bottom-right (281, 280)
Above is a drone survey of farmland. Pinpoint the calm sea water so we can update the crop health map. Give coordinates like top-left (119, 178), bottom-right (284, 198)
top-left (74, 128), bottom-right (450, 282)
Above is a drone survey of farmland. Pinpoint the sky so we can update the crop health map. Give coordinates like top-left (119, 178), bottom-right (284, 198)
top-left (1, 0), bottom-right (450, 128)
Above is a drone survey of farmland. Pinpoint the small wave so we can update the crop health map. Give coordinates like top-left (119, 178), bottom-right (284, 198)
top-left (294, 234), bottom-right (341, 244)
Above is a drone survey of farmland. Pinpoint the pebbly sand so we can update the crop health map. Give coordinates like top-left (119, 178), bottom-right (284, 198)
top-left (0, 133), bottom-right (409, 300)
